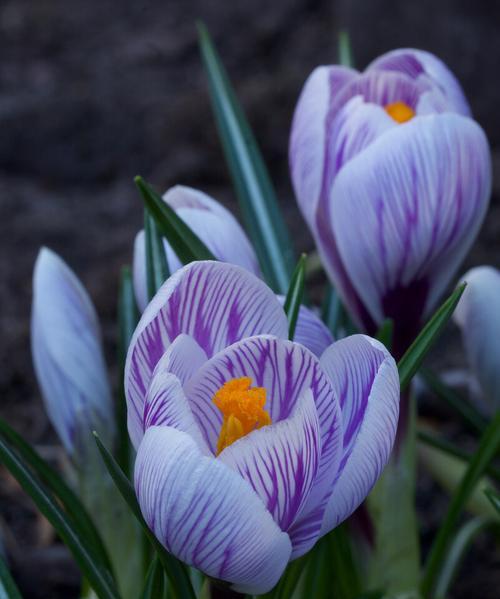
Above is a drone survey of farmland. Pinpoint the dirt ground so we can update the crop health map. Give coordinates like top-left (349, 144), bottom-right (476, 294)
top-left (1, 0), bottom-right (500, 596)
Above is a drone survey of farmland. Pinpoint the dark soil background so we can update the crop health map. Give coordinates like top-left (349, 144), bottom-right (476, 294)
top-left (1, 0), bottom-right (500, 597)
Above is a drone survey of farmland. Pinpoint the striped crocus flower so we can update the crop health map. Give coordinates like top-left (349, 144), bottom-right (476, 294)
top-left (31, 248), bottom-right (114, 457)
top-left (126, 260), bottom-right (400, 593)
top-left (290, 49), bottom-right (491, 356)
top-left (454, 266), bottom-right (500, 415)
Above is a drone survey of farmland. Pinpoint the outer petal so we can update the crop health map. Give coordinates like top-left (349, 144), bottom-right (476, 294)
top-left (219, 390), bottom-right (321, 532)
top-left (184, 335), bottom-right (343, 556)
top-left (135, 426), bottom-right (292, 594)
top-left (319, 335), bottom-right (399, 532)
top-left (368, 49), bottom-right (471, 116)
top-left (276, 295), bottom-right (334, 357)
top-left (453, 266), bottom-right (500, 414)
top-left (289, 65), bottom-right (358, 228)
top-left (331, 114), bottom-right (491, 326)
top-left (31, 248), bottom-right (113, 455)
top-left (133, 186), bottom-right (261, 312)
top-left (135, 335), bottom-right (210, 451)
top-left (125, 261), bottom-right (288, 440)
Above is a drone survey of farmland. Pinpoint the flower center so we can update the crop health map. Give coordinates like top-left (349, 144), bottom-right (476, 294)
top-left (384, 101), bottom-right (415, 123)
top-left (213, 377), bottom-right (271, 455)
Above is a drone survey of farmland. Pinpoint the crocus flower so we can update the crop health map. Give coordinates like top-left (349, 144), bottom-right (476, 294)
top-left (454, 266), bottom-right (500, 415)
top-left (125, 260), bottom-right (399, 593)
top-left (31, 248), bottom-right (114, 457)
top-left (290, 49), bottom-right (491, 356)
top-left (133, 185), bottom-right (260, 312)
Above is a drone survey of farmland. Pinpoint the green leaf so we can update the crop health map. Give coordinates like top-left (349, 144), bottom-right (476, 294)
top-left (0, 436), bottom-right (119, 599)
top-left (325, 524), bottom-right (362, 599)
top-left (338, 30), bottom-right (354, 67)
top-left (94, 434), bottom-right (196, 599)
top-left (368, 392), bottom-right (420, 596)
top-left (135, 176), bottom-right (215, 265)
top-left (419, 368), bottom-right (487, 435)
top-left (398, 283), bottom-right (466, 391)
top-left (0, 554), bottom-right (22, 599)
top-left (485, 488), bottom-right (500, 515)
top-left (283, 254), bottom-right (307, 340)
top-left (197, 22), bottom-right (295, 294)
top-left (144, 210), bottom-right (170, 300)
top-left (376, 318), bottom-right (393, 352)
top-left (141, 557), bottom-right (167, 599)
top-left (0, 417), bottom-right (114, 577)
top-left (321, 285), bottom-right (343, 336)
top-left (117, 266), bottom-right (139, 474)
top-left (421, 411), bottom-right (500, 597)
top-left (417, 428), bottom-right (500, 484)
top-left (264, 555), bottom-right (309, 599)
top-left (434, 517), bottom-right (498, 598)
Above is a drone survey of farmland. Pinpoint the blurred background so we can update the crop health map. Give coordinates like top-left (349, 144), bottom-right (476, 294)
top-left (1, 0), bottom-right (499, 596)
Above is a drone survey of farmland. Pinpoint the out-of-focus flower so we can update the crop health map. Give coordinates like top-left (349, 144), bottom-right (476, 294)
top-left (454, 266), bottom-right (500, 415)
top-left (290, 49), bottom-right (491, 355)
top-left (133, 185), bottom-right (260, 312)
top-left (31, 248), bottom-right (114, 457)
top-left (126, 260), bottom-right (399, 593)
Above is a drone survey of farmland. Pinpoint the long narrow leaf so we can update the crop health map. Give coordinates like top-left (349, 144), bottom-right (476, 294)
top-left (398, 284), bottom-right (466, 390)
top-left (144, 210), bottom-right (170, 300)
top-left (419, 368), bottom-right (487, 435)
top-left (326, 524), bottom-right (362, 599)
top-left (434, 517), bottom-right (498, 598)
top-left (283, 254), bottom-right (306, 340)
top-left (0, 555), bottom-right (22, 599)
top-left (117, 266), bottom-right (139, 474)
top-left (263, 554), bottom-right (309, 599)
top-left (485, 488), bottom-right (500, 516)
top-left (198, 23), bottom-right (295, 293)
top-left (94, 434), bottom-right (196, 599)
top-left (0, 436), bottom-right (119, 599)
top-left (321, 285), bottom-right (343, 337)
top-left (141, 557), bottom-right (167, 599)
top-left (338, 30), bottom-right (354, 67)
top-left (135, 177), bottom-right (215, 264)
top-left (376, 319), bottom-right (394, 352)
top-left (0, 417), bottom-right (114, 576)
top-left (421, 411), bottom-right (500, 596)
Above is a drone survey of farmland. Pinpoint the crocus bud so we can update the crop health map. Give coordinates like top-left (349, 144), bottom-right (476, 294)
top-left (454, 266), bottom-right (500, 415)
top-left (133, 185), bottom-right (260, 311)
top-left (290, 49), bottom-right (491, 357)
top-left (31, 248), bottom-right (114, 458)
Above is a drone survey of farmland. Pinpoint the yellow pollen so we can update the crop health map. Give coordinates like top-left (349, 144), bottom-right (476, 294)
top-left (213, 377), bottom-right (271, 455)
top-left (384, 101), bottom-right (415, 124)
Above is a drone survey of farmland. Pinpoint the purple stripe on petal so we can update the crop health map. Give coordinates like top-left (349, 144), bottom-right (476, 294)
top-left (135, 426), bottom-right (292, 595)
top-left (319, 335), bottom-right (399, 532)
top-left (218, 390), bottom-right (321, 531)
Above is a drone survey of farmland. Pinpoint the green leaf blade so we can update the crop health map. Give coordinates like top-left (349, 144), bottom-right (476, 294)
top-left (144, 210), bottom-right (170, 300)
top-left (283, 254), bottom-right (307, 341)
top-left (0, 555), bottom-right (23, 599)
top-left (197, 22), bottom-right (295, 294)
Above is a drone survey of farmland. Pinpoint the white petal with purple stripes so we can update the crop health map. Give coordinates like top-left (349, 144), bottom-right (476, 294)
top-left (125, 261), bottom-right (288, 440)
top-left (218, 389), bottom-right (321, 532)
top-left (135, 426), bottom-right (292, 594)
top-left (331, 113), bottom-right (491, 324)
top-left (319, 335), bottom-right (399, 532)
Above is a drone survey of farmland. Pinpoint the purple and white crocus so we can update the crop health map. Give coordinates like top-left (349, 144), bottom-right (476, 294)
top-left (290, 49), bottom-right (491, 356)
top-left (126, 260), bottom-right (400, 594)
top-left (454, 266), bottom-right (500, 415)
top-left (31, 248), bottom-right (114, 457)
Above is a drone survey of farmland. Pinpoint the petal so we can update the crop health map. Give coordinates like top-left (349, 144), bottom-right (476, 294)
top-left (130, 334), bottom-right (209, 450)
top-left (319, 335), bottom-right (400, 533)
top-left (289, 65), bottom-right (358, 228)
top-left (276, 295), bottom-right (334, 357)
top-left (125, 261), bottom-right (288, 436)
top-left (218, 389), bottom-right (321, 532)
top-left (331, 113), bottom-right (491, 326)
top-left (132, 186), bottom-right (261, 313)
top-left (135, 426), bottom-right (292, 594)
top-left (454, 266), bottom-right (500, 414)
top-left (163, 186), bottom-right (261, 278)
top-left (184, 335), bottom-right (343, 556)
top-left (368, 49), bottom-right (471, 116)
top-left (31, 248), bottom-right (113, 456)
